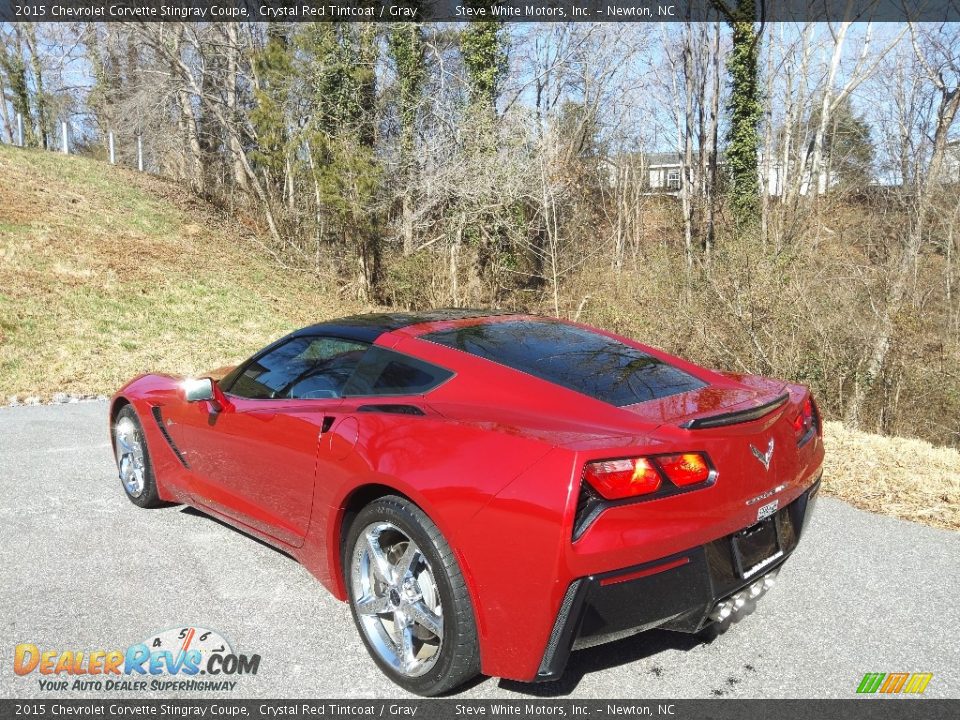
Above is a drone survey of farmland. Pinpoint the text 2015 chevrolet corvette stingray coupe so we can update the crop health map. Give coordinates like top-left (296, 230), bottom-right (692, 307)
top-left (110, 311), bottom-right (823, 695)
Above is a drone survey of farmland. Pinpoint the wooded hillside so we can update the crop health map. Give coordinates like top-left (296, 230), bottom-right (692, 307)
top-left (1, 19), bottom-right (958, 445)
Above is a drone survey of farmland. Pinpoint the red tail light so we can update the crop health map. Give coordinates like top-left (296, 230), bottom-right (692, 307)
top-left (584, 458), bottom-right (661, 499)
top-left (793, 395), bottom-right (818, 445)
top-left (656, 452), bottom-right (712, 486)
top-left (583, 452), bottom-right (712, 500)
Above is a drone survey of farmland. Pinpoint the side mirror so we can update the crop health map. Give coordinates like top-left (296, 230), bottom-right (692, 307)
top-left (184, 378), bottom-right (215, 403)
top-left (183, 378), bottom-right (234, 413)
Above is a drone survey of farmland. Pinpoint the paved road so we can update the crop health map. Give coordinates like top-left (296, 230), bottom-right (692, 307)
top-left (1, 402), bottom-right (957, 699)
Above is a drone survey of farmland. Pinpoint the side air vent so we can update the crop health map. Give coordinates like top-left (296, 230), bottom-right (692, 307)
top-left (151, 406), bottom-right (190, 468)
top-left (357, 404), bottom-right (425, 416)
top-left (536, 578), bottom-right (591, 680)
top-left (680, 392), bottom-right (790, 430)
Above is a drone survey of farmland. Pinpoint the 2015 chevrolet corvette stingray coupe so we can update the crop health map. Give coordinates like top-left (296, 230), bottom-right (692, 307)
top-left (110, 310), bottom-right (823, 695)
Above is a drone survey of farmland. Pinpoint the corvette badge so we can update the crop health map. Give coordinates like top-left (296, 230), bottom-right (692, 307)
top-left (750, 438), bottom-right (775, 470)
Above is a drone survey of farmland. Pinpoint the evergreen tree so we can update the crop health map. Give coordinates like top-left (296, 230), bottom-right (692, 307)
top-left (0, 35), bottom-right (34, 145)
top-left (821, 98), bottom-right (875, 189)
top-left (461, 2), bottom-right (507, 113)
top-left (715, 0), bottom-right (763, 228)
top-left (297, 24), bottom-right (383, 297)
top-left (388, 13), bottom-right (425, 166)
top-left (387, 9), bottom-right (426, 255)
top-left (250, 25), bottom-right (294, 181)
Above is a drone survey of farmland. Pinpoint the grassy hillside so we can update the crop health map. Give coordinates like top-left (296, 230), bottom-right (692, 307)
top-left (0, 146), bottom-right (956, 531)
top-left (0, 145), bottom-right (362, 397)
top-left (823, 422), bottom-right (959, 531)
top-left (824, 422), bottom-right (960, 530)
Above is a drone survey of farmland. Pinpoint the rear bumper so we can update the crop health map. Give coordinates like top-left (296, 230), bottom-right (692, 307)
top-left (535, 474), bottom-right (821, 681)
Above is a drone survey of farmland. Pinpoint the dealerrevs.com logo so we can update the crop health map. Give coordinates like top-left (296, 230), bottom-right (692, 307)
top-left (14, 626), bottom-right (260, 692)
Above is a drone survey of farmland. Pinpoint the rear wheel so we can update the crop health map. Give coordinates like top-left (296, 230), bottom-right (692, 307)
top-left (345, 495), bottom-right (480, 696)
top-left (113, 405), bottom-right (163, 508)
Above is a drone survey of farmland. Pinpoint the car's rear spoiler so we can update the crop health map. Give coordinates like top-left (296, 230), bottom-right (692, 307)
top-left (679, 392), bottom-right (790, 430)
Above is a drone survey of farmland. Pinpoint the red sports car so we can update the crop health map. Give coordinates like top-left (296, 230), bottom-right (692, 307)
top-left (110, 311), bottom-right (823, 695)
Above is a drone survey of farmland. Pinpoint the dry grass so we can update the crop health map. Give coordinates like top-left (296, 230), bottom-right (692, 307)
top-left (0, 145), bottom-right (363, 397)
top-left (823, 421), bottom-right (960, 530)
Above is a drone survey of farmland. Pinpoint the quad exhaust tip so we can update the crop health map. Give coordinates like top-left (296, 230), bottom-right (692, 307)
top-left (708, 570), bottom-right (779, 622)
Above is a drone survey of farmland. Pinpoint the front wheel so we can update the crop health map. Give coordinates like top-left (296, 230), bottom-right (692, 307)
top-left (345, 496), bottom-right (480, 696)
top-left (113, 405), bottom-right (163, 508)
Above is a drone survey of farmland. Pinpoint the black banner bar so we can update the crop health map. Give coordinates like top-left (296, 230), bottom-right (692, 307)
top-left (0, 0), bottom-right (958, 23)
top-left (1, 700), bottom-right (958, 720)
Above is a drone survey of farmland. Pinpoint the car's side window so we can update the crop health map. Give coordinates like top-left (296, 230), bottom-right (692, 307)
top-left (343, 347), bottom-right (453, 397)
top-left (227, 336), bottom-right (370, 400)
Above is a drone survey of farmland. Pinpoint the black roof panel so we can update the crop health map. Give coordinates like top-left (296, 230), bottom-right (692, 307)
top-left (292, 309), bottom-right (504, 343)
top-left (423, 319), bottom-right (706, 407)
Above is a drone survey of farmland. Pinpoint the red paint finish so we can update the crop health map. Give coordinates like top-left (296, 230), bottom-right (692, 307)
top-left (110, 314), bottom-right (825, 683)
top-left (599, 557), bottom-right (692, 587)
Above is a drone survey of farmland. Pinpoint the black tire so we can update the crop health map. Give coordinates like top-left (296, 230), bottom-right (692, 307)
top-left (112, 405), bottom-right (164, 508)
top-left (344, 495), bottom-right (480, 696)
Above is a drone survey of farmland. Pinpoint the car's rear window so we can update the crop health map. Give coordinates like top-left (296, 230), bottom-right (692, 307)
top-left (422, 320), bottom-right (705, 406)
top-left (343, 347), bottom-right (454, 397)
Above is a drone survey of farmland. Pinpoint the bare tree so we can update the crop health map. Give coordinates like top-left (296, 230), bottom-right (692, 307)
top-left (802, 14), bottom-right (906, 204)
top-left (845, 22), bottom-right (960, 427)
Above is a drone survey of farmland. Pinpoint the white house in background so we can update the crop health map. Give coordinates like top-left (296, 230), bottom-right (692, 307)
top-left (606, 151), bottom-right (834, 197)
top-left (645, 152), bottom-right (686, 192)
top-left (941, 140), bottom-right (960, 183)
top-left (761, 156), bottom-right (837, 197)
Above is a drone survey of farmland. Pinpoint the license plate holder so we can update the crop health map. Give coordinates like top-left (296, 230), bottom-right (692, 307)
top-left (731, 516), bottom-right (782, 579)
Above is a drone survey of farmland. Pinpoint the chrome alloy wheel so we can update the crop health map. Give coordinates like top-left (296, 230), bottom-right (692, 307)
top-left (114, 416), bottom-right (146, 498)
top-left (351, 522), bottom-right (444, 678)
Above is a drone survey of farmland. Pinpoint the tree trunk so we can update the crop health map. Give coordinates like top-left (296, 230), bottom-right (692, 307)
top-left (724, 10), bottom-right (762, 228)
top-left (0, 70), bottom-right (12, 142)
top-left (402, 194), bottom-right (415, 256)
top-left (784, 24), bottom-right (815, 208)
top-left (845, 80), bottom-right (959, 427)
top-left (23, 27), bottom-right (49, 149)
top-left (681, 23), bottom-right (696, 268)
top-left (0, 29), bottom-right (33, 145)
top-left (704, 20), bottom-right (721, 256)
top-left (167, 30), bottom-right (205, 195)
top-left (176, 85), bottom-right (205, 194)
top-left (450, 222), bottom-right (462, 307)
top-left (224, 23), bottom-right (248, 193)
top-left (807, 22), bottom-right (850, 202)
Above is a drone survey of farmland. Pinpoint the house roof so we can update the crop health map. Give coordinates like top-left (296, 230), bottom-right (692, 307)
top-left (646, 152), bottom-right (684, 167)
top-left (602, 150), bottom-right (728, 170)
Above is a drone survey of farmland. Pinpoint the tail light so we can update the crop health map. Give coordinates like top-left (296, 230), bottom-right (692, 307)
top-left (656, 453), bottom-right (712, 486)
top-left (584, 458), bottom-right (661, 499)
top-left (583, 452), bottom-right (713, 501)
top-left (793, 395), bottom-right (819, 446)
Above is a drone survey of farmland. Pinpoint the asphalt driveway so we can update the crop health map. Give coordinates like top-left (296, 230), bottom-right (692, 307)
top-left (1, 402), bottom-right (957, 698)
